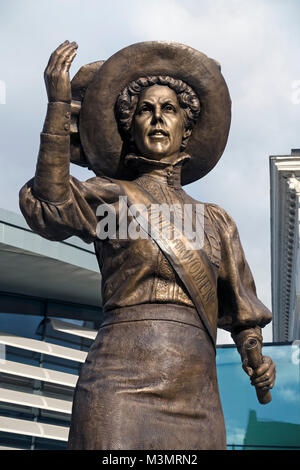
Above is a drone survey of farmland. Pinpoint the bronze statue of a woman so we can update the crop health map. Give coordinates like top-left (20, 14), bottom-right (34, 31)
top-left (19, 40), bottom-right (276, 450)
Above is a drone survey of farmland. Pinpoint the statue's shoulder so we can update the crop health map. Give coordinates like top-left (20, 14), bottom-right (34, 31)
top-left (204, 203), bottom-right (237, 233)
top-left (70, 175), bottom-right (124, 201)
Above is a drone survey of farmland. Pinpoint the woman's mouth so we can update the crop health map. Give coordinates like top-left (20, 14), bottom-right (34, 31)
top-left (148, 129), bottom-right (169, 139)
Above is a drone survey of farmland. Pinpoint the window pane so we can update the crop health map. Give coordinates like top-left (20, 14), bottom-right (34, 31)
top-left (0, 313), bottom-right (43, 340)
top-left (217, 344), bottom-right (300, 449)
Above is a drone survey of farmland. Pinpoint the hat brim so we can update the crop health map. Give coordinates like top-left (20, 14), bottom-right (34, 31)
top-left (79, 41), bottom-right (231, 185)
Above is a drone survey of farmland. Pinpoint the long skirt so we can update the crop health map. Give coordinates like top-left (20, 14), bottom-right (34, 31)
top-left (67, 303), bottom-right (226, 450)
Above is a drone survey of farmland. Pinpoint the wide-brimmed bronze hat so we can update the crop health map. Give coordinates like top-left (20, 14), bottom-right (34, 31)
top-left (70, 41), bottom-right (231, 185)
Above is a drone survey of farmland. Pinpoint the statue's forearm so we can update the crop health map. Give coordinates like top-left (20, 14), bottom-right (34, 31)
top-left (33, 101), bottom-right (72, 204)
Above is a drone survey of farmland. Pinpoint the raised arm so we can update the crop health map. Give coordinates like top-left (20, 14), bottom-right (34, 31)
top-left (33, 40), bottom-right (78, 204)
top-left (19, 42), bottom-right (103, 243)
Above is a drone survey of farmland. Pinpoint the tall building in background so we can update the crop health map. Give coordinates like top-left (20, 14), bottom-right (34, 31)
top-left (270, 149), bottom-right (300, 342)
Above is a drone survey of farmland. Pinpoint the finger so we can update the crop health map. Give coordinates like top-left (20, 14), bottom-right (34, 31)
top-left (262, 355), bottom-right (273, 365)
top-left (55, 40), bottom-right (71, 54)
top-left (55, 42), bottom-right (77, 66)
top-left (251, 369), bottom-right (276, 387)
top-left (45, 41), bottom-right (77, 75)
top-left (62, 44), bottom-right (78, 65)
top-left (269, 380), bottom-right (275, 389)
top-left (252, 375), bottom-right (275, 388)
top-left (259, 383), bottom-right (274, 391)
top-left (62, 48), bottom-right (78, 72)
top-left (45, 41), bottom-right (70, 70)
top-left (242, 363), bottom-right (253, 377)
top-left (57, 43), bottom-right (78, 71)
top-left (261, 380), bottom-right (275, 391)
top-left (252, 360), bottom-right (275, 379)
top-left (251, 363), bottom-right (269, 378)
top-left (251, 364), bottom-right (276, 382)
top-left (50, 42), bottom-right (77, 71)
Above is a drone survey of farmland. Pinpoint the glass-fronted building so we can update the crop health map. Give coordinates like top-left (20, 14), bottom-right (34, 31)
top-left (218, 343), bottom-right (300, 450)
top-left (0, 207), bottom-right (299, 450)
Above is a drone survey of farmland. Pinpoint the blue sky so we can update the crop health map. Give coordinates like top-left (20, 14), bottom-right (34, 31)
top-left (1, 0), bottom-right (300, 343)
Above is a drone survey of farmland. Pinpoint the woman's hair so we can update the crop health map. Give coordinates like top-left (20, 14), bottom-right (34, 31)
top-left (115, 75), bottom-right (200, 151)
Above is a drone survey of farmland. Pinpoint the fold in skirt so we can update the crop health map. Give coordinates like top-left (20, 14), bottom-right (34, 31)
top-left (67, 303), bottom-right (226, 450)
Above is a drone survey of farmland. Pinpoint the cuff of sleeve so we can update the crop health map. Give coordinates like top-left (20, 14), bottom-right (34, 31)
top-left (42, 102), bottom-right (71, 136)
top-left (39, 132), bottom-right (70, 157)
top-left (33, 133), bottom-right (71, 203)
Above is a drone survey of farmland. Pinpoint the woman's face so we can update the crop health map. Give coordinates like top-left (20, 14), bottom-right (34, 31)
top-left (131, 85), bottom-right (191, 162)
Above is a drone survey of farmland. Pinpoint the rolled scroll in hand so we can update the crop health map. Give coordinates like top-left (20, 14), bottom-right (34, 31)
top-left (244, 337), bottom-right (272, 405)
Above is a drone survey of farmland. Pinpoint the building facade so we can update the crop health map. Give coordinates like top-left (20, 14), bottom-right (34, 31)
top-left (270, 149), bottom-right (300, 342)
top-left (0, 207), bottom-right (103, 449)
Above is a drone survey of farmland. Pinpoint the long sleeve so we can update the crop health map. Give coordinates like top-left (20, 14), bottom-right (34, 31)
top-left (19, 100), bottom-right (121, 243)
top-left (206, 204), bottom-right (272, 351)
top-left (20, 176), bottom-right (93, 243)
top-left (34, 102), bottom-right (72, 204)
top-left (20, 173), bottom-right (122, 244)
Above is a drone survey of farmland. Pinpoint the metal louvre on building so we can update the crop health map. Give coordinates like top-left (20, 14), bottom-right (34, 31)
top-left (0, 416), bottom-right (69, 441)
top-left (0, 388), bottom-right (72, 414)
top-left (0, 306), bottom-right (105, 449)
top-left (0, 321), bottom-right (97, 447)
top-left (0, 313), bottom-right (101, 448)
top-left (0, 445), bottom-right (22, 450)
top-left (50, 318), bottom-right (97, 340)
top-left (0, 360), bottom-right (78, 388)
top-left (0, 330), bottom-right (88, 363)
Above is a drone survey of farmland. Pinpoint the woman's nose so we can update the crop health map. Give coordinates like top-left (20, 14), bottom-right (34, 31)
top-left (152, 106), bottom-right (163, 123)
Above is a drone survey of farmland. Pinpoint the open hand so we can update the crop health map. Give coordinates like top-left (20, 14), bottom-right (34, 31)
top-left (44, 40), bottom-right (78, 103)
top-left (243, 355), bottom-right (276, 391)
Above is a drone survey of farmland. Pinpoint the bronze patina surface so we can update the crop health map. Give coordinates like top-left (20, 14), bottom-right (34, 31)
top-left (19, 40), bottom-right (276, 450)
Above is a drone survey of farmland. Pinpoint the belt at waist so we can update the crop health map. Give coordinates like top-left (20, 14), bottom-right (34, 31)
top-left (100, 303), bottom-right (207, 331)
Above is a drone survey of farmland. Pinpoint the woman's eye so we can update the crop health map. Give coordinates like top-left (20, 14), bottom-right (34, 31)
top-left (139, 106), bottom-right (150, 114)
top-left (164, 105), bottom-right (176, 112)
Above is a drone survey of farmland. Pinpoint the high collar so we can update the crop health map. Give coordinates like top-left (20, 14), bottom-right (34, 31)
top-left (124, 153), bottom-right (191, 189)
